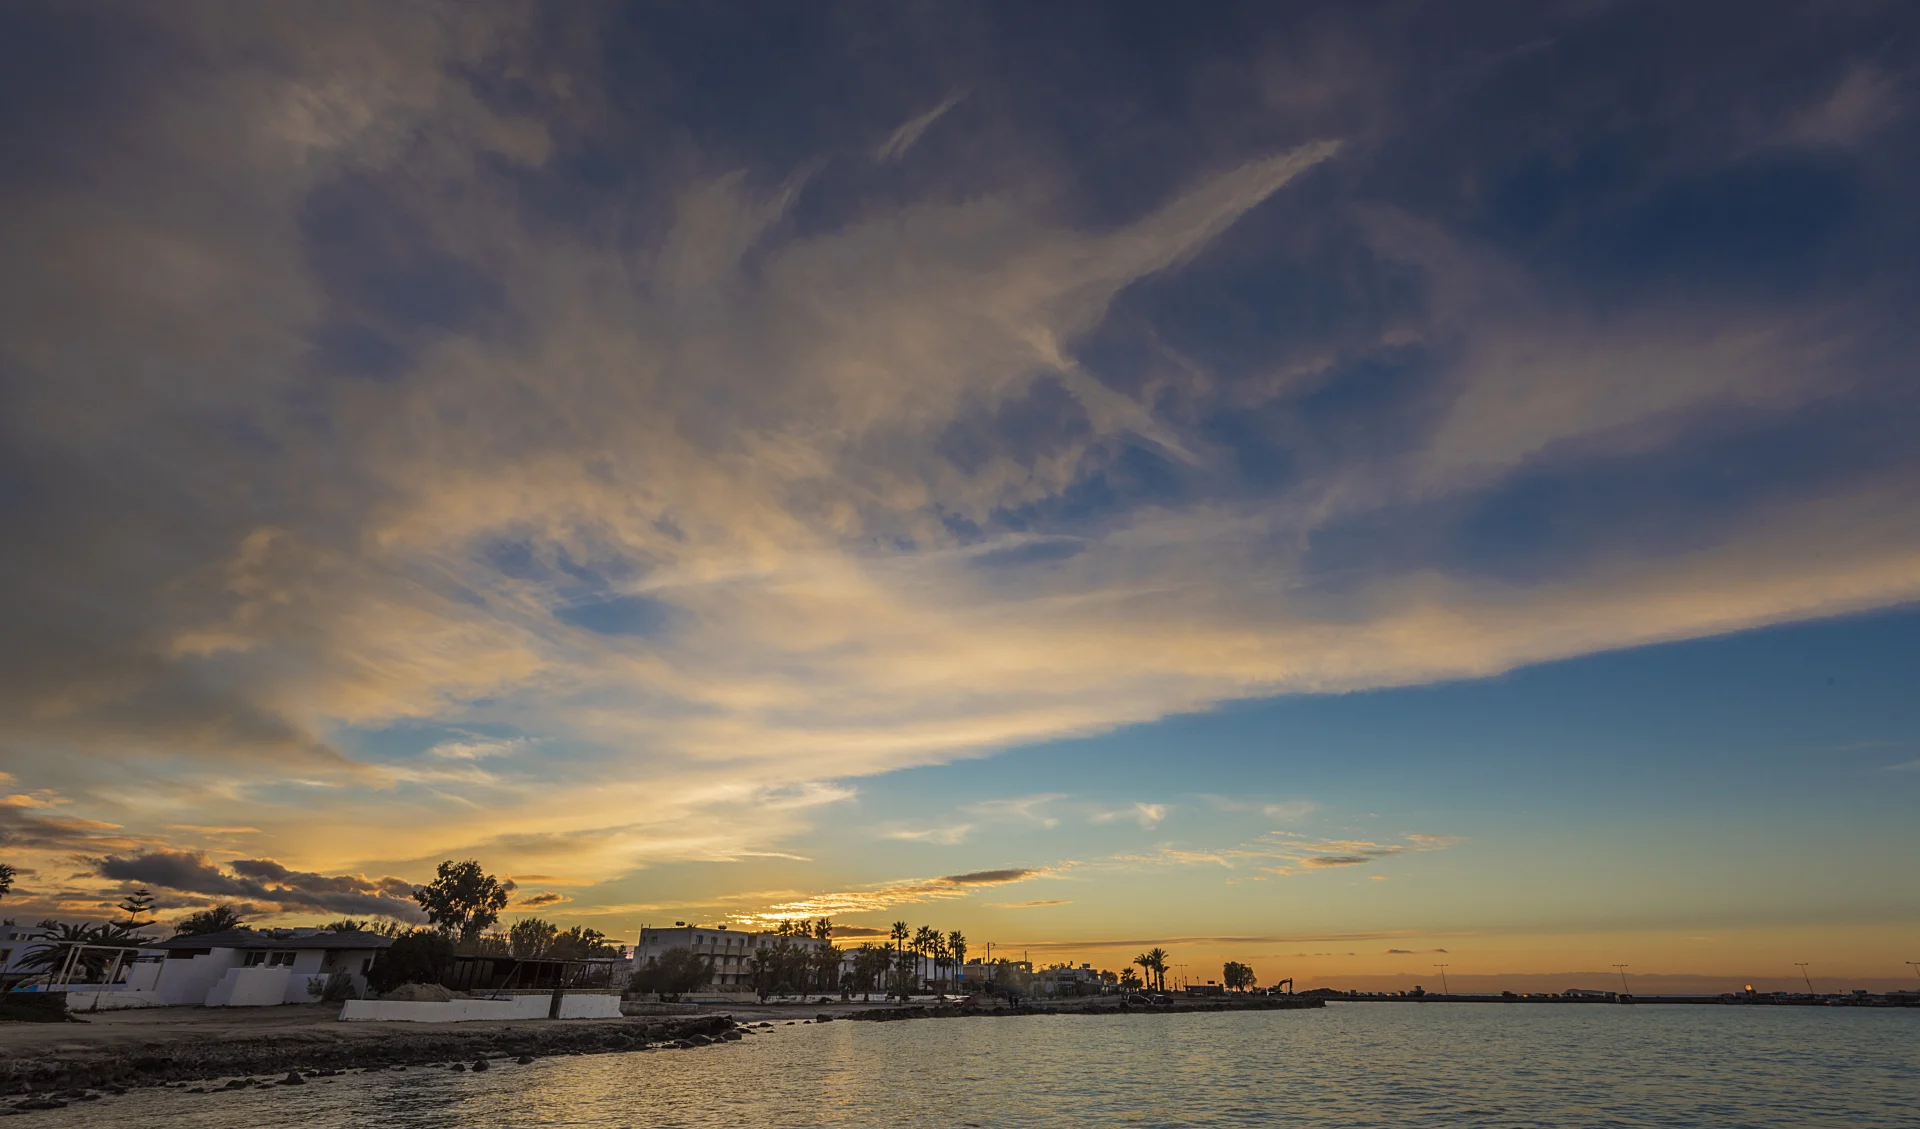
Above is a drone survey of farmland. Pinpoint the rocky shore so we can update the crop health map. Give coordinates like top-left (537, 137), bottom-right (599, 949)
top-left (0, 1011), bottom-right (739, 1109)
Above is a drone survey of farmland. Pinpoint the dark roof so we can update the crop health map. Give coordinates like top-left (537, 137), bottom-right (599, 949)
top-left (150, 929), bottom-right (395, 952)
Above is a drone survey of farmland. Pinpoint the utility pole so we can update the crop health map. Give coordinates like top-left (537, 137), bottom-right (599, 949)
top-left (1613, 964), bottom-right (1630, 995)
top-left (1434, 963), bottom-right (1450, 995)
top-left (1794, 963), bottom-right (1814, 993)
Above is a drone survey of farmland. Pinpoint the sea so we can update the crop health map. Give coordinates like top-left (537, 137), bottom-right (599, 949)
top-left (45, 1003), bottom-right (1920, 1127)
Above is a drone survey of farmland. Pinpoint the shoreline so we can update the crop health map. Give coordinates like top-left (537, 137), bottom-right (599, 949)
top-left (0, 995), bottom-right (1320, 1106)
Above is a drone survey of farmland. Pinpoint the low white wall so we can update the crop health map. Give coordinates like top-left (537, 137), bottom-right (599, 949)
top-left (556, 993), bottom-right (623, 1019)
top-left (153, 951), bottom-right (243, 1007)
top-left (65, 990), bottom-right (167, 1011)
top-left (206, 966), bottom-right (291, 1007)
top-left (340, 995), bottom-right (552, 1023)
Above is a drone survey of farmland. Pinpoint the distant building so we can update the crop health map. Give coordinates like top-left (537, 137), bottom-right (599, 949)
top-left (631, 924), bottom-right (829, 991)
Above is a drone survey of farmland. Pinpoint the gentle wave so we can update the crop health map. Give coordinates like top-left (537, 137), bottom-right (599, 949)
top-left (35, 1003), bottom-right (1920, 1127)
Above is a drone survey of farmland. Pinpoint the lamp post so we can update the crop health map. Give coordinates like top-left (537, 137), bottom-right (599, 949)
top-left (1434, 963), bottom-right (1450, 995)
top-left (1794, 963), bottom-right (1814, 994)
top-left (1613, 964), bottom-right (1630, 995)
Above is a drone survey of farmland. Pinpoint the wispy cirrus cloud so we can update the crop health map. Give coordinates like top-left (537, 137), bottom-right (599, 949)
top-left (0, 1), bottom-right (1914, 930)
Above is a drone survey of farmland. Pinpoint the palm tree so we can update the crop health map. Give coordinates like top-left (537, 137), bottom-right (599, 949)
top-left (1145, 947), bottom-right (1170, 992)
top-left (913, 925), bottom-right (937, 989)
top-left (1134, 951), bottom-right (1155, 992)
top-left (948, 930), bottom-right (968, 990)
top-left (889, 921), bottom-right (910, 999)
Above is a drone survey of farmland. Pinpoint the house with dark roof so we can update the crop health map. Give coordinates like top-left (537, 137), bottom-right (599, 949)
top-left (145, 928), bottom-right (394, 1006)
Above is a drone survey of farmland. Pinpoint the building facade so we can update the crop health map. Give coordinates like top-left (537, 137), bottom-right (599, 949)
top-left (632, 924), bottom-right (831, 991)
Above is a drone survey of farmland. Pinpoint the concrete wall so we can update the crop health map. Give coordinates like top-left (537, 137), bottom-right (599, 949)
top-left (555, 992), bottom-right (623, 1019)
top-left (153, 950), bottom-right (243, 1007)
top-left (206, 966), bottom-right (295, 1007)
top-left (340, 992), bottom-right (623, 1022)
top-left (340, 995), bottom-right (553, 1023)
top-left (64, 990), bottom-right (167, 1011)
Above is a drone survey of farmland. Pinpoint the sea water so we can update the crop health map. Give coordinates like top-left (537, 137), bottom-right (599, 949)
top-left (43, 1003), bottom-right (1920, 1127)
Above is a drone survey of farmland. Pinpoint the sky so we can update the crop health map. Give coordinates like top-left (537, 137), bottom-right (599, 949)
top-left (1, 1), bottom-right (1917, 993)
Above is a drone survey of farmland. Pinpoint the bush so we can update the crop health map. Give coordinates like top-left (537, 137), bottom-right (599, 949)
top-left (629, 946), bottom-right (711, 1000)
top-left (366, 930), bottom-right (456, 994)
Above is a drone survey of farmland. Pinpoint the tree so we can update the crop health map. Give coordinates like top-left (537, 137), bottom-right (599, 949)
top-left (413, 859), bottom-right (511, 943)
top-left (0, 862), bottom-right (17, 901)
top-left (14, 921), bottom-right (149, 982)
top-left (1119, 968), bottom-right (1144, 991)
top-left (1134, 951), bottom-right (1155, 992)
top-left (549, 925), bottom-right (618, 959)
top-left (113, 889), bottom-right (157, 934)
top-left (1138, 947), bottom-right (1169, 992)
top-left (913, 925), bottom-right (937, 988)
top-left (889, 921), bottom-right (910, 1000)
top-left (632, 946), bottom-right (712, 1000)
top-left (173, 905), bottom-right (246, 937)
top-left (323, 918), bottom-right (409, 937)
top-left (367, 929), bottom-right (456, 993)
top-left (814, 916), bottom-right (832, 941)
top-left (948, 930), bottom-right (968, 989)
top-left (1222, 961), bottom-right (1256, 992)
top-left (508, 917), bottom-right (559, 958)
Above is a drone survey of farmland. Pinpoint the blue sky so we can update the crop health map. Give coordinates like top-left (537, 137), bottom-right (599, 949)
top-left (1, 1), bottom-right (1916, 986)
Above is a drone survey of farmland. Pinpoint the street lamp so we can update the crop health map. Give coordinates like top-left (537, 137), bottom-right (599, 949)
top-left (1434, 963), bottom-right (1450, 995)
top-left (1794, 962), bottom-right (1814, 994)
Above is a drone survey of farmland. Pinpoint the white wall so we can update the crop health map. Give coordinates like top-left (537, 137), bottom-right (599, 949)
top-left (555, 993), bottom-right (623, 1019)
top-left (206, 966), bottom-right (291, 1007)
top-left (340, 995), bottom-right (553, 1023)
top-left (152, 950), bottom-right (243, 1006)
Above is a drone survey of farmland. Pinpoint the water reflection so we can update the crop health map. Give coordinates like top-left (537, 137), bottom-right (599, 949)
top-left (34, 1005), bottom-right (1920, 1128)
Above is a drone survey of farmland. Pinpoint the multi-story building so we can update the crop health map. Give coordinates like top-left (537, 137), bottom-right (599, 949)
top-left (631, 923), bottom-right (831, 991)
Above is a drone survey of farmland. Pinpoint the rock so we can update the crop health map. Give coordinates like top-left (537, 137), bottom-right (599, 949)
top-left (516, 1055), bottom-right (535, 1065)
top-left (472, 1058), bottom-right (490, 1072)
top-left (279, 1072), bottom-right (306, 1086)
top-left (13, 1100), bottom-right (67, 1111)
top-left (450, 1063), bottom-right (467, 1072)
top-left (222, 1079), bottom-right (250, 1090)
top-left (815, 1014), bottom-right (835, 1023)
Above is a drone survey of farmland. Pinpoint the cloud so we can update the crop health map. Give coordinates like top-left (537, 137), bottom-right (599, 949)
top-left (883, 824), bottom-right (973, 845)
top-left (994, 899), bottom-right (1070, 909)
top-left (1385, 948), bottom-right (1415, 954)
top-left (1305, 855), bottom-right (1375, 868)
top-left (874, 91), bottom-right (967, 164)
top-left (939, 868), bottom-right (1038, 886)
top-left (92, 850), bottom-right (423, 919)
top-left (0, 2), bottom-right (1914, 924)
top-left (511, 891), bottom-right (569, 909)
top-left (1090, 802), bottom-right (1167, 829)
top-left (724, 866), bottom-right (1051, 925)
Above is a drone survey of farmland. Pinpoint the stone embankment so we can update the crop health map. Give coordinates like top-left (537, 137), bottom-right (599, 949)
top-left (845, 996), bottom-right (1325, 1021)
top-left (0, 1013), bottom-right (738, 1105)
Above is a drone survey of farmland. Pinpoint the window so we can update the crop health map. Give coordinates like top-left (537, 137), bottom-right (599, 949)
top-left (245, 950), bottom-right (297, 967)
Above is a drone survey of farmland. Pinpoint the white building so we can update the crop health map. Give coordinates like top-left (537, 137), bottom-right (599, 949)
top-left (144, 928), bottom-right (393, 1006)
top-left (632, 924), bottom-right (831, 991)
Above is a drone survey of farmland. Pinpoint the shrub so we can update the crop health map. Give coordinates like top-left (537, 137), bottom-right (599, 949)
top-left (366, 930), bottom-right (457, 994)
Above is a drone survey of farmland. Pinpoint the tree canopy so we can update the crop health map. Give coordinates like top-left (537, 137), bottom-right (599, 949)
top-left (630, 946), bottom-right (711, 999)
top-left (172, 904), bottom-right (246, 937)
top-left (1222, 960), bottom-right (1257, 991)
top-left (413, 859), bottom-right (512, 942)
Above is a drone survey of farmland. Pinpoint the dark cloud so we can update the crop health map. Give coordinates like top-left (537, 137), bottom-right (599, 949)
top-left (93, 850), bottom-right (422, 919)
top-left (512, 891), bottom-right (569, 909)
top-left (938, 868), bottom-right (1037, 886)
top-left (1303, 855), bottom-right (1374, 867)
top-left (1385, 948), bottom-right (1414, 954)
